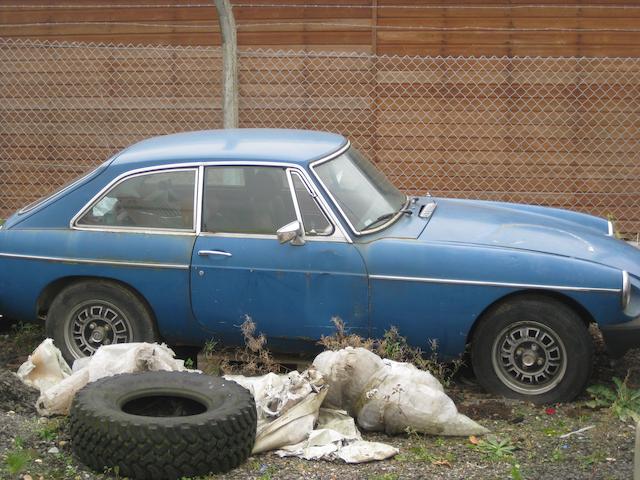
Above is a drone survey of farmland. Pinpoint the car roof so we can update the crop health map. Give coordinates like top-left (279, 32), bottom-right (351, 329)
top-left (112, 129), bottom-right (348, 168)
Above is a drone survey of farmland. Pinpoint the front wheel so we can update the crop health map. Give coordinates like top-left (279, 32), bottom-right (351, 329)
top-left (46, 280), bottom-right (158, 365)
top-left (471, 295), bottom-right (593, 404)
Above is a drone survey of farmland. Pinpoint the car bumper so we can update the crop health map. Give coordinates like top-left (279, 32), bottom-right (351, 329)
top-left (600, 315), bottom-right (640, 358)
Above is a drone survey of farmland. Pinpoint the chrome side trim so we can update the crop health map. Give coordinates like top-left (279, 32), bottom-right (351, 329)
top-left (0, 252), bottom-right (189, 270)
top-left (195, 165), bottom-right (204, 236)
top-left (622, 270), bottom-right (631, 309)
top-left (288, 169), bottom-right (337, 239)
top-left (607, 220), bottom-right (614, 237)
top-left (286, 169), bottom-right (305, 230)
top-left (369, 274), bottom-right (621, 293)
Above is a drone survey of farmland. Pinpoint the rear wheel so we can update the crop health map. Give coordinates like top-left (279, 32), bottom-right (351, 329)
top-left (471, 295), bottom-right (593, 404)
top-left (46, 280), bottom-right (158, 365)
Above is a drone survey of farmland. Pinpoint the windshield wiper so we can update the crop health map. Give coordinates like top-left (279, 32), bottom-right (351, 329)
top-left (365, 208), bottom-right (412, 230)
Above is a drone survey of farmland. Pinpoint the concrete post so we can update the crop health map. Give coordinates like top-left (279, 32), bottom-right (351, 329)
top-left (214, 0), bottom-right (238, 129)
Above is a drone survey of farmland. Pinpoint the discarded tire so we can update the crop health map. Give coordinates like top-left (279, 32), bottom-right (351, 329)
top-left (69, 371), bottom-right (257, 479)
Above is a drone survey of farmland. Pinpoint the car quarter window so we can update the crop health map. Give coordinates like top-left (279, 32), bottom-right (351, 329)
top-left (290, 172), bottom-right (333, 236)
top-left (76, 169), bottom-right (196, 230)
top-left (203, 166), bottom-right (297, 235)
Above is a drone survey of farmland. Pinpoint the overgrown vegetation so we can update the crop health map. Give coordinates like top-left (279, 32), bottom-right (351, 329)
top-left (319, 317), bottom-right (464, 386)
top-left (586, 373), bottom-right (640, 422)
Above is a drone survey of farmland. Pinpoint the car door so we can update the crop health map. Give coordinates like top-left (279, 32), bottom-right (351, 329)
top-left (190, 164), bottom-right (368, 349)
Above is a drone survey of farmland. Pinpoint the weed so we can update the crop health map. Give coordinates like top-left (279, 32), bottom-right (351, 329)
top-left (510, 461), bottom-right (524, 480)
top-left (10, 321), bottom-right (43, 349)
top-left (550, 448), bottom-right (566, 462)
top-left (218, 316), bottom-right (281, 375)
top-left (369, 474), bottom-right (399, 480)
top-left (257, 464), bottom-right (278, 480)
top-left (13, 436), bottom-right (25, 449)
top-left (318, 316), bottom-right (375, 351)
top-left (396, 428), bottom-right (454, 466)
top-left (320, 318), bottom-right (464, 386)
top-left (582, 450), bottom-right (606, 467)
top-left (475, 435), bottom-right (518, 461)
top-left (37, 419), bottom-right (63, 441)
top-left (4, 448), bottom-right (32, 475)
top-left (586, 373), bottom-right (640, 422)
top-left (183, 357), bottom-right (194, 369)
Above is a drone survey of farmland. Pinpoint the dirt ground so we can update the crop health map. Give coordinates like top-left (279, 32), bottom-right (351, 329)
top-left (0, 321), bottom-right (638, 480)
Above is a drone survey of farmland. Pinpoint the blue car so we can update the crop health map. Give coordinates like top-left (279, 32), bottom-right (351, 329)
top-left (1, 129), bottom-right (639, 403)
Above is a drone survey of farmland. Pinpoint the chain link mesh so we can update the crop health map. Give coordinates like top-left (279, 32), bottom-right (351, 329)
top-left (1, 38), bottom-right (638, 237)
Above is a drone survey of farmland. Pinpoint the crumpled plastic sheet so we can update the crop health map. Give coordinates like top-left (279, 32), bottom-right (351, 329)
top-left (17, 339), bottom-right (190, 416)
top-left (275, 408), bottom-right (399, 463)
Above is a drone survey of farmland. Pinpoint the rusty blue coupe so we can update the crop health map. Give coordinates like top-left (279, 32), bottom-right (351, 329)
top-left (1, 129), bottom-right (639, 403)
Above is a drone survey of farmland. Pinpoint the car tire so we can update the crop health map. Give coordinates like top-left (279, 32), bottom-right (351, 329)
top-left (46, 280), bottom-right (158, 365)
top-left (69, 371), bottom-right (257, 479)
top-left (471, 295), bottom-right (593, 404)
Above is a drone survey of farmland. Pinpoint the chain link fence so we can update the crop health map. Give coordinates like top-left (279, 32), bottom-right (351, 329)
top-left (1, 37), bottom-right (639, 237)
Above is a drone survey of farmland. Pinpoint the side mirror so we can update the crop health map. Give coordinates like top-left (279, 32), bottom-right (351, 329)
top-left (277, 220), bottom-right (305, 246)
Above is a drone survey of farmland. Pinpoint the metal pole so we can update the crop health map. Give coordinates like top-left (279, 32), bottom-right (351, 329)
top-left (214, 0), bottom-right (238, 129)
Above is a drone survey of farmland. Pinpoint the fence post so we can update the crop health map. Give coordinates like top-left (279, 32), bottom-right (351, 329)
top-left (214, 0), bottom-right (238, 128)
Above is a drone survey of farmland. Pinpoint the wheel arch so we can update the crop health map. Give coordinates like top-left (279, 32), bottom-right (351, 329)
top-left (465, 289), bottom-right (596, 347)
top-left (36, 276), bottom-right (158, 328)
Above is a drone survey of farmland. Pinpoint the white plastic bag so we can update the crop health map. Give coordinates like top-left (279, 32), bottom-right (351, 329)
top-left (313, 347), bottom-right (488, 436)
top-left (16, 339), bottom-right (192, 416)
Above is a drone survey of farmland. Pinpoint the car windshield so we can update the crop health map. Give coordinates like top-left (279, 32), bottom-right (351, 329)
top-left (314, 147), bottom-right (406, 233)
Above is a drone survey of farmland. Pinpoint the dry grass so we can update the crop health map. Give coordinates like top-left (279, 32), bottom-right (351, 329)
top-left (205, 316), bottom-right (283, 376)
top-left (320, 318), bottom-right (464, 387)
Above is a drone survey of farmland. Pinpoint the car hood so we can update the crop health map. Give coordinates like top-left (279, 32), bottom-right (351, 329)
top-left (420, 197), bottom-right (640, 275)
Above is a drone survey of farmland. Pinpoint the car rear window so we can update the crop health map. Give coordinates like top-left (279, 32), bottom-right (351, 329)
top-left (76, 169), bottom-right (196, 231)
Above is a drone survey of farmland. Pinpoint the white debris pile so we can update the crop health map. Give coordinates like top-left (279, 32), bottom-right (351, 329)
top-left (225, 368), bottom-right (399, 463)
top-left (17, 339), bottom-right (190, 416)
top-left (17, 340), bottom-right (487, 464)
top-left (313, 347), bottom-right (489, 436)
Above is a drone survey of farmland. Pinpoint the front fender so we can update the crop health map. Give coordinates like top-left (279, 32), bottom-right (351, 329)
top-left (358, 239), bottom-right (626, 357)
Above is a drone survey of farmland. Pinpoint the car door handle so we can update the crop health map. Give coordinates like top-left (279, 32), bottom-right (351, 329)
top-left (198, 250), bottom-right (232, 257)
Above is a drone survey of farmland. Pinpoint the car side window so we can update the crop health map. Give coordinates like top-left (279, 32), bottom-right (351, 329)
top-left (203, 166), bottom-right (297, 234)
top-left (290, 172), bottom-right (333, 236)
top-left (77, 169), bottom-right (196, 230)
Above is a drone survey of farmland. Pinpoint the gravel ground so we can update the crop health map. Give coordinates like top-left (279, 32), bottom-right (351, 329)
top-left (0, 322), bottom-right (637, 480)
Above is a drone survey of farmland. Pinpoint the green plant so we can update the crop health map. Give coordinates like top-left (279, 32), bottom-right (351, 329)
top-left (10, 321), bottom-right (44, 349)
top-left (396, 428), bottom-right (454, 466)
top-left (369, 474), bottom-right (399, 480)
top-left (550, 448), bottom-right (565, 462)
top-left (475, 435), bottom-right (518, 461)
top-left (510, 461), bottom-right (524, 480)
top-left (586, 374), bottom-right (640, 422)
top-left (4, 448), bottom-right (32, 475)
top-left (183, 357), bottom-right (194, 369)
top-left (38, 419), bottom-right (62, 441)
top-left (582, 451), bottom-right (606, 467)
top-left (257, 464), bottom-right (278, 480)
